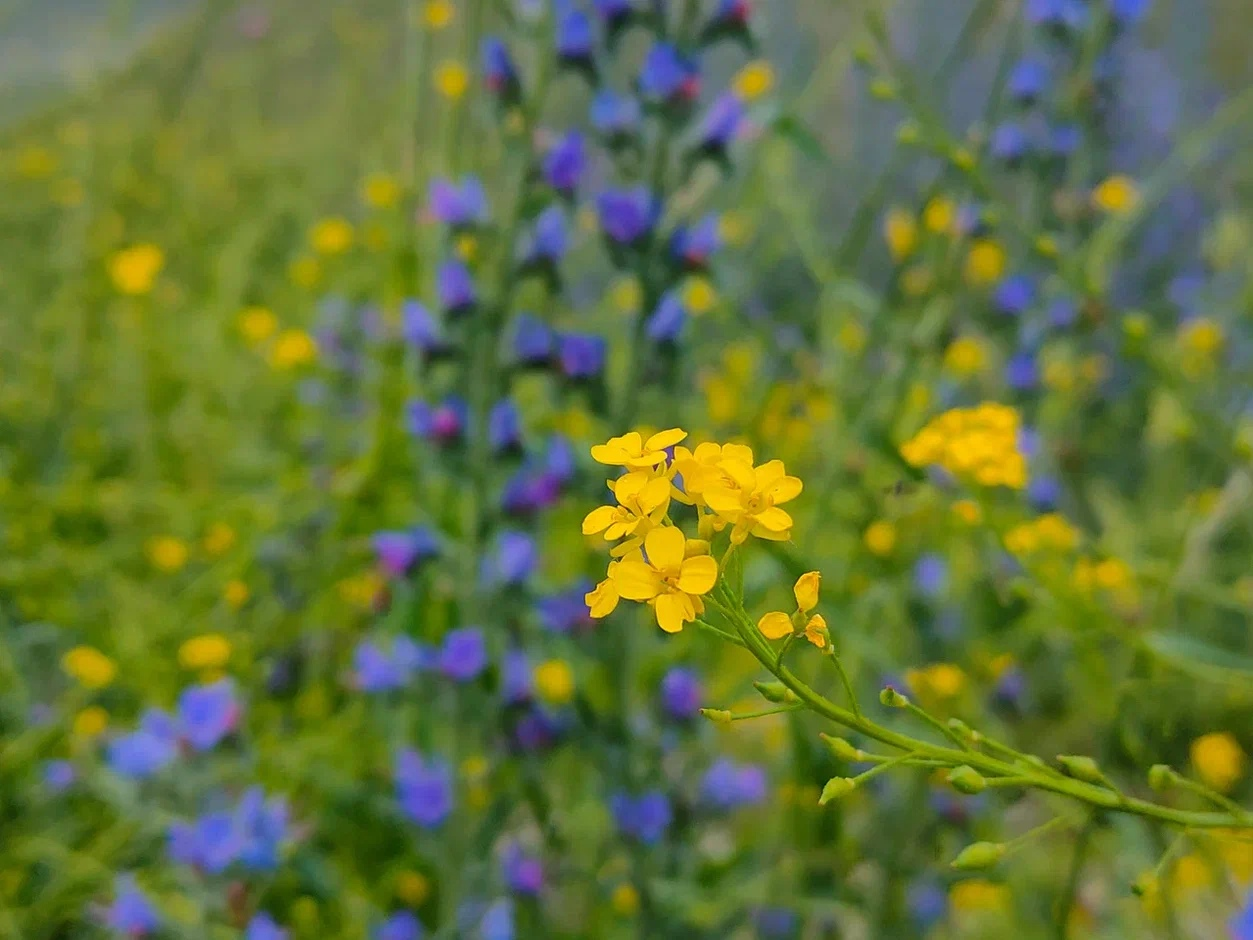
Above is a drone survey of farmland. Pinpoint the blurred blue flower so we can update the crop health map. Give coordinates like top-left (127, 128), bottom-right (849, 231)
top-left (396, 750), bottom-right (454, 828)
top-left (246, 913), bottom-right (288, 940)
top-left (1231, 889), bottom-right (1253, 940)
top-left (990, 122), bottom-right (1029, 162)
top-left (696, 93), bottom-right (745, 150)
top-left (611, 790), bottom-right (672, 844)
top-left (501, 649), bottom-right (533, 704)
top-left (489, 400), bottom-right (524, 454)
top-left (907, 879), bottom-right (947, 929)
top-left (401, 301), bottom-right (452, 358)
top-left (485, 531), bottom-right (537, 586)
top-left (913, 554), bottom-right (948, 597)
top-left (523, 205), bottom-right (569, 265)
top-left (169, 811), bottom-right (239, 873)
top-left (1049, 122), bottom-right (1082, 157)
top-left (700, 758), bottom-right (768, 810)
top-left (101, 875), bottom-right (160, 936)
top-left (439, 628), bottom-right (489, 682)
top-left (501, 842), bottom-right (544, 895)
top-left (373, 527), bottom-right (441, 578)
top-left (512, 706), bottom-right (566, 751)
top-left (482, 38), bottom-right (520, 98)
top-left (1008, 57), bottom-right (1050, 102)
top-left (994, 274), bottom-right (1035, 315)
top-left (428, 177), bottom-right (488, 227)
top-left (993, 666), bottom-right (1027, 708)
top-left (437, 259), bottom-right (477, 314)
top-left (752, 907), bottom-right (798, 940)
top-left (480, 898), bottom-right (514, 940)
top-left (638, 42), bottom-right (700, 104)
top-left (556, 6), bottom-right (594, 64)
top-left (510, 314), bottom-right (555, 367)
top-left (646, 291), bottom-right (686, 343)
top-left (590, 90), bottom-right (642, 139)
top-left (597, 187), bottom-right (658, 245)
top-left (1109, 0), bottom-right (1150, 27)
top-left (543, 131), bottom-right (585, 196)
top-left (501, 465), bottom-right (561, 517)
top-left (659, 666), bottom-right (702, 720)
top-left (375, 911), bottom-right (424, 940)
top-left (592, 0), bottom-right (632, 20)
top-left (43, 759), bottom-right (75, 792)
top-left (178, 679), bottom-right (239, 751)
top-left (557, 332), bottom-right (607, 379)
top-left (670, 215), bottom-right (720, 268)
top-left (406, 395), bottom-right (469, 444)
top-left (1047, 295), bottom-right (1078, 327)
top-left (354, 641), bottom-right (410, 693)
top-left (108, 709), bottom-right (179, 778)
top-left (1026, 0), bottom-right (1087, 29)
top-left (536, 581), bottom-right (594, 633)
top-left (545, 435), bottom-right (575, 485)
top-left (235, 786), bottom-right (289, 870)
top-left (1027, 475), bottom-right (1062, 511)
top-left (1006, 351), bottom-right (1039, 390)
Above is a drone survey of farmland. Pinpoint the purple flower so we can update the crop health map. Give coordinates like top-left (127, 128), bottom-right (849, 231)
top-left (659, 667), bottom-right (702, 720)
top-left (501, 466), bottom-right (561, 517)
top-left (536, 582), bottom-right (594, 633)
top-left (1230, 889), bottom-right (1253, 940)
top-left (638, 42), bottom-right (699, 104)
top-left (990, 122), bottom-right (1029, 162)
top-left (597, 187), bottom-right (657, 245)
top-left (1008, 57), bottom-right (1049, 102)
top-left (373, 528), bottom-right (440, 578)
top-left (1006, 351), bottom-right (1039, 390)
top-left (1027, 475), bottom-right (1062, 511)
top-left (907, 880), bottom-right (948, 929)
top-left (670, 215), bottom-right (720, 268)
top-left (169, 812), bottom-right (240, 873)
top-left (1049, 123), bottom-right (1082, 157)
top-left (107, 709), bottom-right (179, 778)
top-left (912, 554), bottom-right (948, 597)
top-left (557, 333), bottom-right (607, 379)
top-left (994, 274), bottom-right (1035, 315)
top-left (593, 0), bottom-right (633, 20)
top-left (646, 291), bottom-right (686, 343)
top-left (101, 876), bottom-right (160, 936)
top-left (235, 786), bottom-right (289, 870)
top-left (438, 628), bottom-right (488, 682)
top-left (543, 132), bottom-right (585, 196)
top-left (501, 842), bottom-right (544, 895)
top-left (1109, 0), bottom-right (1150, 27)
top-left (489, 400), bottom-right (523, 454)
top-left (43, 759), bottom-right (75, 792)
top-left (523, 205), bottom-right (568, 265)
top-left (510, 314), bottom-right (555, 367)
top-left (177, 679), bottom-right (239, 751)
top-left (1047, 296), bottom-right (1078, 327)
top-left (401, 301), bottom-right (452, 357)
top-left (700, 759), bottom-right (768, 810)
top-left (396, 750), bottom-right (454, 828)
top-left (482, 38), bottom-right (520, 98)
top-left (1026, 0), bottom-right (1087, 29)
top-left (697, 93), bottom-right (745, 150)
top-left (511, 707), bottom-right (566, 751)
top-left (993, 667), bottom-right (1026, 708)
top-left (406, 395), bottom-right (469, 444)
top-left (246, 913), bottom-right (289, 940)
top-left (437, 259), bottom-right (476, 314)
top-left (353, 640), bottom-right (409, 692)
top-left (375, 911), bottom-right (424, 940)
top-left (556, 8), bottom-right (594, 63)
top-left (545, 435), bottom-right (575, 485)
top-left (480, 898), bottom-right (514, 940)
top-left (485, 531), bottom-right (537, 586)
top-left (711, 0), bottom-right (751, 24)
top-left (752, 907), bottom-right (797, 940)
top-left (591, 90), bottom-right (642, 139)
top-left (428, 177), bottom-right (489, 227)
top-left (501, 649), bottom-right (533, 703)
top-left (610, 790), bottom-right (672, 844)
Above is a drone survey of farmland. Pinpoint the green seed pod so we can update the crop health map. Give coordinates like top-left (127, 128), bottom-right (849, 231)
top-left (820, 733), bottom-right (864, 762)
top-left (1057, 755), bottom-right (1107, 785)
top-left (753, 680), bottom-right (796, 705)
top-left (700, 708), bottom-right (733, 724)
top-left (947, 765), bottom-right (987, 795)
top-left (879, 687), bottom-right (909, 708)
top-left (950, 841), bottom-right (1006, 871)
top-left (818, 777), bottom-right (857, 805)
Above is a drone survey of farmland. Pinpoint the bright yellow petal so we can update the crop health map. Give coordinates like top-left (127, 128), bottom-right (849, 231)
top-left (611, 560), bottom-right (663, 600)
top-left (613, 471), bottom-right (649, 502)
top-left (638, 476), bottom-right (672, 513)
top-left (684, 538), bottom-right (711, 558)
top-left (754, 506), bottom-right (793, 532)
top-left (794, 571), bottom-right (821, 612)
top-left (693, 442), bottom-right (723, 462)
top-left (753, 459), bottom-right (787, 488)
top-left (645, 428), bottom-right (687, 451)
top-left (655, 592), bottom-right (693, 633)
top-left (676, 554), bottom-right (718, 595)
top-left (720, 458), bottom-right (756, 491)
top-left (704, 486), bottom-right (743, 516)
top-left (604, 519), bottom-right (634, 541)
top-left (721, 443), bottom-right (755, 465)
top-left (804, 613), bottom-right (829, 647)
top-left (750, 524), bottom-right (791, 542)
top-left (610, 536), bottom-right (645, 558)
top-left (582, 505), bottom-right (618, 535)
top-left (767, 475), bottom-right (803, 504)
top-left (644, 526), bottom-right (686, 571)
top-left (757, 611), bottom-right (793, 639)
top-left (586, 579), bottom-right (620, 618)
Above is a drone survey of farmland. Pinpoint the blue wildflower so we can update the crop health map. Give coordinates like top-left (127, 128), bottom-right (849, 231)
top-left (1230, 889), bottom-right (1253, 940)
top-left (406, 395), bottom-right (470, 445)
top-left (1109, 0), bottom-right (1150, 27)
top-left (994, 274), bottom-right (1035, 315)
top-left (177, 679), bottom-right (239, 751)
top-left (993, 666), bottom-right (1027, 709)
top-left (428, 177), bottom-right (489, 228)
top-left (556, 7), bottom-right (595, 67)
top-left (101, 876), bottom-right (160, 936)
top-left (907, 879), bottom-right (947, 929)
top-left (372, 527), bottom-right (440, 578)
top-left (511, 707), bottom-right (566, 751)
top-left (1049, 123), bottom-right (1082, 157)
top-left (1027, 475), bottom-right (1062, 511)
top-left (375, 911), bottom-right (424, 940)
top-left (752, 907), bottom-right (798, 940)
top-left (353, 640), bottom-right (409, 693)
top-left (700, 759), bottom-right (767, 811)
top-left (437, 259), bottom-right (476, 315)
top-left (913, 554), bottom-right (949, 597)
top-left (489, 400), bottom-right (524, 455)
top-left (1025, 0), bottom-right (1087, 30)
top-left (396, 750), bottom-right (454, 828)
top-left (43, 759), bottom-right (75, 792)
top-left (695, 93), bottom-right (745, 153)
top-left (597, 186), bottom-right (657, 245)
top-left (246, 913), bottom-right (289, 940)
top-left (169, 811), bottom-right (240, 873)
top-left (990, 122), bottom-right (1029, 162)
top-left (638, 42), bottom-right (700, 104)
top-left (523, 205), bottom-right (569, 267)
top-left (501, 843), bottom-right (544, 895)
top-left (646, 291), bottom-right (686, 343)
top-left (482, 38), bottom-right (521, 102)
top-left (1006, 351), bottom-right (1039, 390)
top-left (438, 628), bottom-right (489, 682)
top-left (590, 90), bottom-right (642, 141)
top-left (610, 790), bottom-right (672, 844)
top-left (501, 649), bottom-right (533, 704)
top-left (659, 667), bottom-right (702, 720)
top-left (107, 709), bottom-right (179, 779)
top-left (480, 898), bottom-right (514, 940)
top-left (401, 301), bottom-right (453, 359)
top-left (235, 786), bottom-right (289, 870)
top-left (544, 435), bottom-right (575, 485)
top-left (1047, 295), bottom-right (1078, 327)
top-left (536, 581), bottom-right (594, 633)
top-left (1007, 57), bottom-right (1049, 102)
top-left (510, 314), bottom-right (555, 367)
top-left (501, 465), bottom-right (562, 517)
top-left (557, 332), bottom-right (607, 379)
top-left (543, 131), bottom-right (585, 197)
top-left (485, 531), bottom-right (537, 586)
top-left (670, 215), bottom-right (720, 269)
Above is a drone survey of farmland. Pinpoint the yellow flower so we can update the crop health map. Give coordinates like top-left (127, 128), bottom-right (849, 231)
top-left (435, 60), bottom-right (470, 99)
top-left (147, 536), bottom-right (189, 572)
top-left (794, 571), bottom-right (820, 613)
top-left (363, 172), bottom-right (401, 209)
top-left (732, 61), bottom-right (774, 100)
top-left (454, 234), bottom-right (478, 261)
top-left (1091, 174), bottom-right (1139, 214)
top-left (611, 883), bottom-right (640, 917)
top-left (288, 256), bottom-right (322, 289)
top-left (757, 571), bottom-right (827, 648)
top-left (395, 870), bottom-right (430, 906)
top-left (863, 520), bottom-right (896, 557)
top-left (717, 211), bottom-right (750, 246)
top-left (16, 145), bottom-right (57, 179)
top-left (423, 0), bottom-right (454, 28)
top-left (610, 277), bottom-right (643, 314)
top-left (73, 706), bottom-right (109, 738)
top-left (901, 403), bottom-right (1027, 489)
top-left (963, 238), bottom-right (1006, 286)
top-left (884, 208), bottom-right (918, 261)
top-left (224, 579), bottom-right (250, 609)
top-left (270, 329), bottom-right (318, 369)
top-left (672, 442), bottom-right (755, 506)
top-left (950, 879), bottom-right (1009, 913)
top-left (62, 646), bottom-right (117, 689)
top-left (952, 500), bottom-right (982, 525)
top-left (703, 458), bottom-right (803, 544)
top-left (681, 277), bottom-right (717, 315)
top-left (239, 306), bottom-right (277, 345)
top-left (923, 196), bottom-right (956, 234)
top-left (907, 663), bottom-right (966, 698)
top-left (901, 264), bottom-right (933, 297)
top-left (591, 428), bottom-right (687, 469)
top-left (1191, 732), bottom-right (1245, 794)
top-left (534, 659), bottom-right (575, 705)
top-left (310, 217), bottom-right (354, 255)
top-left (943, 336), bottom-right (987, 377)
top-left (607, 527), bottom-right (718, 633)
top-left (582, 471), bottom-right (672, 545)
top-left (109, 244), bottom-right (165, 295)
top-left (1180, 318), bottom-right (1224, 356)
top-left (203, 522), bottom-right (236, 556)
top-left (803, 613), bottom-right (829, 648)
top-left (178, 634), bottom-right (232, 671)
top-left (585, 567), bottom-right (622, 619)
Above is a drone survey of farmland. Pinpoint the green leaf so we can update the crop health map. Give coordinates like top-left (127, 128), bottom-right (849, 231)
top-left (771, 112), bottom-right (831, 164)
top-left (1142, 632), bottom-right (1253, 685)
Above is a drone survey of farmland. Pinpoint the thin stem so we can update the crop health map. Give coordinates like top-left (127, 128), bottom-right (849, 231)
top-left (728, 704), bottom-right (805, 722)
top-left (828, 651), bottom-right (863, 720)
top-left (1054, 813), bottom-right (1099, 940)
top-left (904, 701), bottom-right (972, 752)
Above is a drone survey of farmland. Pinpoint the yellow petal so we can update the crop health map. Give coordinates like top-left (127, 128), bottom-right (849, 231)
top-left (655, 592), bottom-right (693, 633)
top-left (677, 554), bottom-right (718, 595)
top-left (638, 475), bottom-right (672, 513)
top-left (704, 486), bottom-right (743, 516)
top-left (721, 443), bottom-right (755, 465)
top-left (767, 474), bottom-right (803, 504)
top-left (644, 526), bottom-right (686, 571)
top-left (750, 524), bottom-right (791, 542)
top-left (613, 471), bottom-right (649, 502)
top-left (804, 614), bottom-right (829, 647)
top-left (604, 520), bottom-right (635, 541)
top-left (753, 459), bottom-right (787, 488)
top-left (793, 571), bottom-right (821, 613)
top-left (645, 428), bottom-right (687, 451)
top-left (757, 611), bottom-right (793, 639)
top-left (719, 458), bottom-right (756, 491)
top-left (612, 560), bottom-right (663, 600)
top-left (754, 506), bottom-right (793, 532)
top-left (586, 579), bottom-right (620, 618)
top-left (693, 441), bottom-right (723, 462)
top-left (582, 505), bottom-right (618, 535)
top-left (610, 536), bottom-right (645, 558)
top-left (684, 538), bottom-right (711, 558)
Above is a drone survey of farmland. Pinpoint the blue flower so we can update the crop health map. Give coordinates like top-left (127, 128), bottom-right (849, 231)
top-left (401, 301), bottom-right (452, 358)
top-left (592, 0), bottom-right (633, 20)
top-left (1230, 889), bottom-right (1253, 940)
top-left (597, 186), bottom-right (658, 245)
top-left (501, 465), bottom-right (561, 517)
top-left (501, 649), bottom-right (533, 704)
top-left (710, 0), bottom-right (751, 25)
top-left (610, 790), bottom-right (672, 844)
top-left (480, 898), bottom-right (514, 940)
top-left (235, 786), bottom-right (289, 870)
top-left (482, 38), bottom-right (521, 99)
top-left (1025, 0), bottom-right (1087, 29)
top-left (1049, 123), bottom-right (1082, 157)
top-left (536, 581), bottom-right (594, 633)
top-left (557, 332), bottom-right (607, 379)
top-left (43, 759), bottom-right (75, 792)
top-left (375, 911), bottom-right (425, 940)
top-left (543, 132), bottom-right (585, 196)
top-left (1007, 57), bottom-right (1049, 102)
top-left (428, 177), bottom-right (489, 227)
top-left (437, 259), bottom-right (477, 314)
top-left (907, 879), bottom-right (947, 929)
top-left (659, 667), bottom-right (702, 720)
top-left (438, 628), bottom-right (489, 682)
top-left (590, 90), bottom-right (642, 139)
top-left (406, 395), bottom-right (470, 444)
top-left (510, 314), bottom-right (555, 367)
top-left (396, 750), bottom-right (454, 828)
top-left (646, 291), bottom-right (686, 343)
top-left (1005, 351), bottom-right (1039, 390)
top-left (670, 215), bottom-right (720, 268)
top-left (489, 400), bottom-right (524, 454)
top-left (353, 640), bottom-right (409, 692)
top-left (700, 759), bottom-right (767, 811)
top-left (177, 679), bottom-right (239, 751)
top-left (993, 666), bottom-right (1027, 708)
top-left (101, 875), bottom-right (160, 936)
top-left (246, 913), bottom-right (289, 940)
top-left (373, 528), bottom-right (441, 578)
top-left (523, 205), bottom-right (569, 265)
top-left (752, 907), bottom-right (798, 940)
top-left (638, 42), bottom-right (699, 104)
top-left (107, 709), bottom-right (179, 778)
top-left (912, 554), bottom-right (948, 597)
top-left (990, 122), bottom-right (1029, 162)
top-left (544, 434), bottom-right (575, 485)
top-left (1109, 0), bottom-right (1150, 27)
top-left (696, 93), bottom-right (745, 151)
top-left (1047, 295), bottom-right (1078, 327)
top-left (994, 274), bottom-right (1035, 315)
top-left (484, 531), bottom-right (537, 586)
top-left (1027, 475), bottom-right (1062, 511)
top-left (169, 811), bottom-right (240, 873)
top-left (501, 842), bottom-right (544, 895)
top-left (556, 7), bottom-right (594, 64)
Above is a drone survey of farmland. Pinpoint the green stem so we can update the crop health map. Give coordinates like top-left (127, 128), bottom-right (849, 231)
top-left (828, 651), bottom-right (862, 719)
top-left (1054, 813), bottom-right (1098, 940)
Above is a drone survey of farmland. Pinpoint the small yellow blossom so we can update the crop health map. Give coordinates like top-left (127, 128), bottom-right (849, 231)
top-left (702, 376), bottom-right (739, 424)
top-left (884, 208), bottom-right (918, 261)
top-left (435, 60), bottom-right (470, 99)
top-left (591, 428), bottom-right (687, 469)
top-left (288, 256), bottom-right (322, 289)
top-left (610, 277), bottom-right (642, 314)
top-left (794, 571), bottom-right (820, 613)
top-left (362, 172), bottom-right (401, 209)
top-left (109, 244), bottom-right (165, 295)
top-left (717, 211), bottom-right (750, 246)
top-left (907, 663), bottom-right (966, 699)
top-left (1005, 513), bottom-right (1079, 556)
top-left (455, 234), bottom-right (478, 262)
top-left (270, 329), bottom-right (318, 370)
top-left (1091, 174), bottom-right (1139, 214)
top-left (681, 277), bottom-right (717, 315)
top-left (863, 520), bottom-right (896, 557)
top-left (423, 0), bottom-right (454, 28)
top-left (733, 61), bottom-right (775, 100)
top-left (582, 471), bottom-right (672, 545)
top-left (73, 706), bottom-right (109, 739)
top-left (1191, 732), bottom-right (1245, 794)
top-left (534, 659), bottom-right (575, 705)
top-left (964, 238), bottom-right (1006, 286)
top-left (1171, 855), bottom-right (1211, 893)
top-left (703, 457), bottom-right (803, 544)
top-left (923, 196), bottom-right (956, 234)
top-left (949, 879), bottom-right (1009, 914)
top-left (943, 336), bottom-right (988, 377)
top-left (601, 527), bottom-right (718, 633)
top-left (338, 571), bottom-right (384, 609)
top-left (758, 571), bottom-right (827, 647)
top-left (203, 522), bottom-right (236, 556)
top-left (310, 217), bottom-right (354, 255)
top-left (224, 580), bottom-right (250, 609)
top-left (901, 403), bottom-right (1028, 489)
top-left (239, 306), bottom-right (278, 345)
top-left (147, 536), bottom-right (189, 572)
top-left (396, 870), bottom-right (430, 905)
top-left (952, 499), bottom-right (982, 525)
top-left (62, 646), bottom-right (117, 689)
top-left (838, 321), bottom-right (867, 354)
top-left (611, 884), bottom-right (640, 917)
top-left (178, 634), bottom-right (232, 672)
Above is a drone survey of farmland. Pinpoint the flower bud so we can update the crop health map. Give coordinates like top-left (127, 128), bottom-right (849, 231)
top-left (1147, 764), bottom-right (1176, 792)
top-left (820, 733), bottom-right (864, 762)
top-left (950, 841), bottom-right (1006, 870)
top-left (753, 680), bottom-right (796, 704)
top-left (818, 776), bottom-right (857, 805)
top-left (700, 708), bottom-right (733, 724)
top-left (879, 687), bottom-right (909, 708)
top-left (1057, 755), bottom-right (1107, 785)
top-left (947, 765), bottom-right (987, 795)
top-left (947, 718), bottom-right (976, 743)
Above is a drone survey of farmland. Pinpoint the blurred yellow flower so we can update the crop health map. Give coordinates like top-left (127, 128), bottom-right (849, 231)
top-left (147, 536), bottom-right (189, 572)
top-left (964, 238), bottom-right (1005, 286)
top-left (1191, 732), bottom-right (1245, 793)
top-left (681, 277), bottom-right (717, 315)
top-left (238, 306), bottom-right (277, 345)
top-left (733, 61), bottom-right (775, 100)
top-left (534, 659), bottom-right (575, 705)
top-left (73, 706), bottom-right (109, 739)
top-left (863, 520), bottom-right (897, 557)
top-left (884, 208), bottom-right (917, 261)
top-left (1005, 513), bottom-right (1079, 556)
top-left (424, 0), bottom-right (454, 28)
top-left (907, 663), bottom-right (966, 699)
top-left (62, 646), bottom-right (117, 689)
top-left (1092, 174), bottom-right (1139, 214)
top-left (16, 145), bottom-right (57, 178)
top-left (953, 500), bottom-right (982, 525)
top-left (923, 196), bottom-right (956, 234)
top-left (901, 264), bottom-right (933, 297)
top-left (454, 234), bottom-right (478, 261)
top-left (179, 634), bottom-right (232, 671)
top-left (109, 244), bottom-right (165, 295)
top-left (901, 403), bottom-right (1027, 489)
top-left (702, 375), bottom-right (739, 425)
top-left (270, 329), bottom-right (318, 370)
top-left (717, 211), bottom-right (750, 246)
top-left (395, 870), bottom-right (430, 905)
top-left (838, 321), bottom-right (867, 354)
top-left (362, 172), bottom-right (401, 209)
top-left (224, 580), bottom-right (250, 609)
top-left (610, 277), bottom-right (643, 314)
top-left (203, 522), bottom-right (236, 556)
top-left (338, 571), bottom-right (384, 609)
top-left (310, 217), bottom-right (354, 255)
top-left (435, 60), bottom-right (470, 99)
top-left (943, 336), bottom-right (987, 377)
top-left (288, 256), bottom-right (322, 289)
top-left (949, 879), bottom-right (1009, 913)
top-left (1171, 854), bottom-right (1211, 893)
top-left (611, 884), bottom-right (640, 917)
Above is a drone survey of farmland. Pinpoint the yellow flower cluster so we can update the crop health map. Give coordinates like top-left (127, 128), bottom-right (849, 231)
top-left (62, 646), bottom-right (117, 689)
top-left (757, 571), bottom-right (827, 647)
top-left (900, 403), bottom-right (1027, 489)
top-left (582, 429), bottom-right (803, 634)
top-left (1004, 513), bottom-right (1080, 556)
top-left (109, 244), bottom-right (165, 296)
